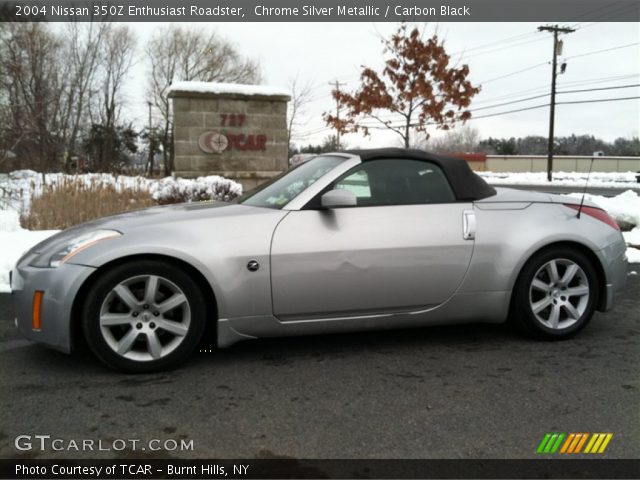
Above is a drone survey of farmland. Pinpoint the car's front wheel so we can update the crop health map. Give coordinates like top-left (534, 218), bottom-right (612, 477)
top-left (511, 247), bottom-right (599, 339)
top-left (82, 260), bottom-right (207, 373)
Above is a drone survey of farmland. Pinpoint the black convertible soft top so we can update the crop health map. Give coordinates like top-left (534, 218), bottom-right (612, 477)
top-left (345, 148), bottom-right (496, 201)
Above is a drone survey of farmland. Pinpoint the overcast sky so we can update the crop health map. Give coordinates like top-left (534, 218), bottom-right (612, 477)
top-left (120, 21), bottom-right (639, 148)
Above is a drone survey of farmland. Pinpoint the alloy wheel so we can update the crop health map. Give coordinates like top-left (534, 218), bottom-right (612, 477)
top-left (528, 258), bottom-right (590, 330)
top-left (98, 275), bottom-right (191, 362)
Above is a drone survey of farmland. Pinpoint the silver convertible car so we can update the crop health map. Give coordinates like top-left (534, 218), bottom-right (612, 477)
top-left (12, 149), bottom-right (628, 372)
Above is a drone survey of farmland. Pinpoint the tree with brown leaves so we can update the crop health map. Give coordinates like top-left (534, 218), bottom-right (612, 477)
top-left (324, 24), bottom-right (480, 148)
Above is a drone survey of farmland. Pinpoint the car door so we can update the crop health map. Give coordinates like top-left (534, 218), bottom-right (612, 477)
top-left (270, 158), bottom-right (475, 320)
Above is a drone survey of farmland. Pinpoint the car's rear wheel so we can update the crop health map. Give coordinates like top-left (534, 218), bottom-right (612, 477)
top-left (82, 260), bottom-right (207, 373)
top-left (511, 247), bottom-right (599, 339)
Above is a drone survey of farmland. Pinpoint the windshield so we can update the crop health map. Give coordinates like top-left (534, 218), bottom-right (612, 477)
top-left (238, 155), bottom-right (345, 209)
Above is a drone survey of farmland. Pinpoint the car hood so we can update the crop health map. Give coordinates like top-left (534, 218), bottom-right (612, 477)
top-left (24, 201), bottom-right (268, 256)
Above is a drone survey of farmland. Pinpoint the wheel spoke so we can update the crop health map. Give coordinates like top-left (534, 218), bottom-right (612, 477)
top-left (100, 313), bottom-right (132, 327)
top-left (548, 304), bottom-right (561, 328)
top-left (144, 275), bottom-right (160, 305)
top-left (532, 296), bottom-right (553, 314)
top-left (563, 302), bottom-right (580, 320)
top-left (116, 329), bottom-right (139, 354)
top-left (560, 264), bottom-right (579, 286)
top-left (566, 285), bottom-right (589, 297)
top-left (146, 331), bottom-right (162, 359)
top-left (156, 319), bottom-right (188, 336)
top-left (546, 260), bottom-right (560, 284)
top-left (532, 279), bottom-right (551, 292)
top-left (114, 285), bottom-right (139, 310)
top-left (157, 293), bottom-right (187, 314)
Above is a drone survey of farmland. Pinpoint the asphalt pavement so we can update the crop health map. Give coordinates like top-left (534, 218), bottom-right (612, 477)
top-left (0, 267), bottom-right (638, 460)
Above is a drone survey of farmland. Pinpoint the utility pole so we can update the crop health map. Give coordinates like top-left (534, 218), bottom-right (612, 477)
top-left (329, 80), bottom-right (345, 149)
top-left (538, 25), bottom-right (575, 182)
top-left (147, 101), bottom-right (154, 176)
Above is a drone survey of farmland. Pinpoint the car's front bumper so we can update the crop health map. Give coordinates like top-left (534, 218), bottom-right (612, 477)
top-left (11, 256), bottom-right (96, 353)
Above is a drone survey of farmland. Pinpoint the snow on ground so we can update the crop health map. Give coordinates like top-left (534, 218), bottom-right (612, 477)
top-left (0, 210), bottom-right (58, 293)
top-left (480, 171), bottom-right (639, 189)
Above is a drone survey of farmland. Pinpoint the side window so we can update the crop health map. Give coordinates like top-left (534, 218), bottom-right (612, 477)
top-left (336, 170), bottom-right (372, 201)
top-left (334, 159), bottom-right (455, 206)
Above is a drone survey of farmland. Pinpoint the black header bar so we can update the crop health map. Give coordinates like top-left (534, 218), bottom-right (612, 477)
top-left (1, 0), bottom-right (639, 22)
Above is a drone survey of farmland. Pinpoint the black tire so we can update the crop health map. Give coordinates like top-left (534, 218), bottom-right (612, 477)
top-left (82, 260), bottom-right (207, 373)
top-left (511, 247), bottom-right (599, 340)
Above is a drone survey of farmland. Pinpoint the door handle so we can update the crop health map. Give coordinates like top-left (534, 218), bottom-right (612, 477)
top-left (463, 210), bottom-right (476, 240)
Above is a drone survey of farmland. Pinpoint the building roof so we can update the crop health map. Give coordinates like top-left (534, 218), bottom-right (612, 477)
top-left (345, 148), bottom-right (497, 201)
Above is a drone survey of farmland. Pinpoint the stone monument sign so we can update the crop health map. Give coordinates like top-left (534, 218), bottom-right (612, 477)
top-left (168, 82), bottom-right (291, 190)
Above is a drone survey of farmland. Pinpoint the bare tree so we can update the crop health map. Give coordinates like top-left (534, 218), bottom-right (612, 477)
top-left (0, 23), bottom-right (64, 172)
top-left (0, 23), bottom-right (115, 172)
top-left (145, 25), bottom-right (261, 175)
top-left (87, 25), bottom-right (137, 170)
top-left (286, 76), bottom-right (313, 157)
top-left (419, 125), bottom-right (482, 153)
top-left (58, 22), bottom-right (109, 170)
top-left (96, 25), bottom-right (136, 128)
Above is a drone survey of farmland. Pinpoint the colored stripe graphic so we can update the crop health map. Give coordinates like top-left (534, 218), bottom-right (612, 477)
top-left (585, 433), bottom-right (613, 453)
top-left (536, 433), bottom-right (565, 453)
top-left (573, 433), bottom-right (589, 453)
top-left (537, 433), bottom-right (552, 454)
top-left (539, 433), bottom-right (614, 455)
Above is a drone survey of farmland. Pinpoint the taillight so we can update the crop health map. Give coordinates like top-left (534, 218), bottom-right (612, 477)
top-left (564, 204), bottom-right (620, 231)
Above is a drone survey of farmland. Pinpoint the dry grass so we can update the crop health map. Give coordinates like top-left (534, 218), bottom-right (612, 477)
top-left (21, 177), bottom-right (156, 230)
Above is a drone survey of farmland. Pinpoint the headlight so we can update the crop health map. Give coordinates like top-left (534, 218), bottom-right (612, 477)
top-left (30, 230), bottom-right (122, 268)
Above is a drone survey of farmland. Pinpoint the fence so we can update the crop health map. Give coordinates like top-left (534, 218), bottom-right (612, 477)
top-left (457, 154), bottom-right (640, 173)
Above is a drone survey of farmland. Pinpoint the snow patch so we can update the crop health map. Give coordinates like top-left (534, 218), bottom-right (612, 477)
top-left (626, 248), bottom-right (640, 264)
top-left (564, 190), bottom-right (640, 229)
top-left (480, 171), bottom-right (639, 189)
top-left (0, 211), bottom-right (58, 292)
top-left (168, 81), bottom-right (290, 98)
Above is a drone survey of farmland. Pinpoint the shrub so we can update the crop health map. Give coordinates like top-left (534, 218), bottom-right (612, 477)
top-left (151, 175), bottom-right (243, 205)
top-left (20, 177), bottom-right (155, 230)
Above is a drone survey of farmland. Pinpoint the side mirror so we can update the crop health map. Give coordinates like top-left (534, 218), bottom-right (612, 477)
top-left (321, 189), bottom-right (357, 208)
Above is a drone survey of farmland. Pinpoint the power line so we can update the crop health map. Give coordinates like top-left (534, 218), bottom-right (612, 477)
top-left (477, 43), bottom-right (639, 87)
top-left (455, 35), bottom-right (548, 61)
top-left (468, 93), bottom-right (550, 112)
top-left (471, 74), bottom-right (639, 106)
top-left (448, 30), bottom-right (539, 56)
top-left (357, 96), bottom-right (639, 128)
top-left (566, 42), bottom-right (640, 60)
top-left (478, 62), bottom-right (549, 85)
top-left (471, 83), bottom-right (640, 112)
top-left (557, 83), bottom-right (640, 95)
top-left (557, 95), bottom-right (640, 105)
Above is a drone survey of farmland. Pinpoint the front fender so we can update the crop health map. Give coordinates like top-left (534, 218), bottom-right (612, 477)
top-left (66, 210), bottom-right (289, 319)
